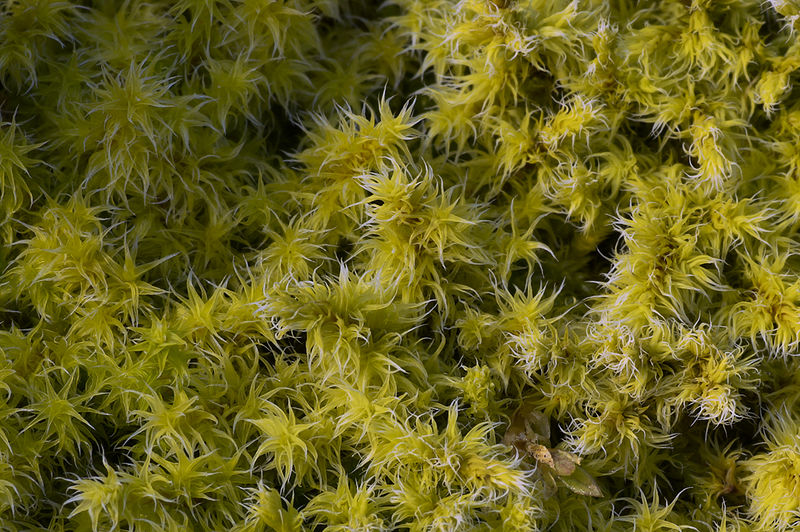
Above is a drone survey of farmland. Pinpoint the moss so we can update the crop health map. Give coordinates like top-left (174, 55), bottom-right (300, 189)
top-left (1, 0), bottom-right (800, 530)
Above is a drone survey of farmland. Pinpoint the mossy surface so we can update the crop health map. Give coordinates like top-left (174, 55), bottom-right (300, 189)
top-left (2, 0), bottom-right (800, 530)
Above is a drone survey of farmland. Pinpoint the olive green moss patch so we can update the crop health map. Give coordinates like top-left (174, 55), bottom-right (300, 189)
top-left (2, 0), bottom-right (800, 530)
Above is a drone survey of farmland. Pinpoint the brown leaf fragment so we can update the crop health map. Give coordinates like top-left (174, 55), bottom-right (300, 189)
top-left (504, 401), bottom-right (551, 449)
top-left (525, 408), bottom-right (551, 443)
top-left (503, 418), bottom-right (526, 449)
top-left (559, 465), bottom-right (603, 497)
top-left (550, 449), bottom-right (579, 476)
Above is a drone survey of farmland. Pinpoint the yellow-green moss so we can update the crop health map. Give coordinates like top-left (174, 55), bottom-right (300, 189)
top-left (1, 0), bottom-right (800, 530)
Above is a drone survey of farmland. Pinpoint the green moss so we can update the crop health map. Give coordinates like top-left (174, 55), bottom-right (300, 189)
top-left (1, 0), bottom-right (800, 530)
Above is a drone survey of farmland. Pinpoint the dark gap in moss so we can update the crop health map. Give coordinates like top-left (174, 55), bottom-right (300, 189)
top-left (254, 341), bottom-right (278, 370)
top-left (265, 106), bottom-right (307, 157)
top-left (551, 416), bottom-right (566, 447)
top-left (227, 230), bottom-right (253, 256)
top-left (591, 230), bottom-right (621, 277)
top-left (86, 417), bottom-right (138, 472)
top-left (525, 70), bottom-right (558, 105)
top-left (276, 331), bottom-right (309, 360)
top-left (535, 217), bottom-right (617, 307)
top-left (507, 257), bottom-right (538, 293)
top-left (0, 306), bottom-right (39, 331)
top-left (758, 8), bottom-right (784, 42)
top-left (340, 452), bottom-right (369, 486)
top-left (625, 118), bottom-right (674, 156)
top-left (334, 237), bottom-right (354, 263)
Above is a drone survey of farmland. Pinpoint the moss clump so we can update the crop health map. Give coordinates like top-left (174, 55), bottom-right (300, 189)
top-left (2, 0), bottom-right (800, 530)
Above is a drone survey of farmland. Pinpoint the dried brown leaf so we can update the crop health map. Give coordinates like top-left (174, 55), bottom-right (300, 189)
top-left (559, 465), bottom-right (602, 497)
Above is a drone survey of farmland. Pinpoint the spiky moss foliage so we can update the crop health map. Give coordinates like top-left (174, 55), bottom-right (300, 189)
top-left (2, 0), bottom-right (800, 530)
